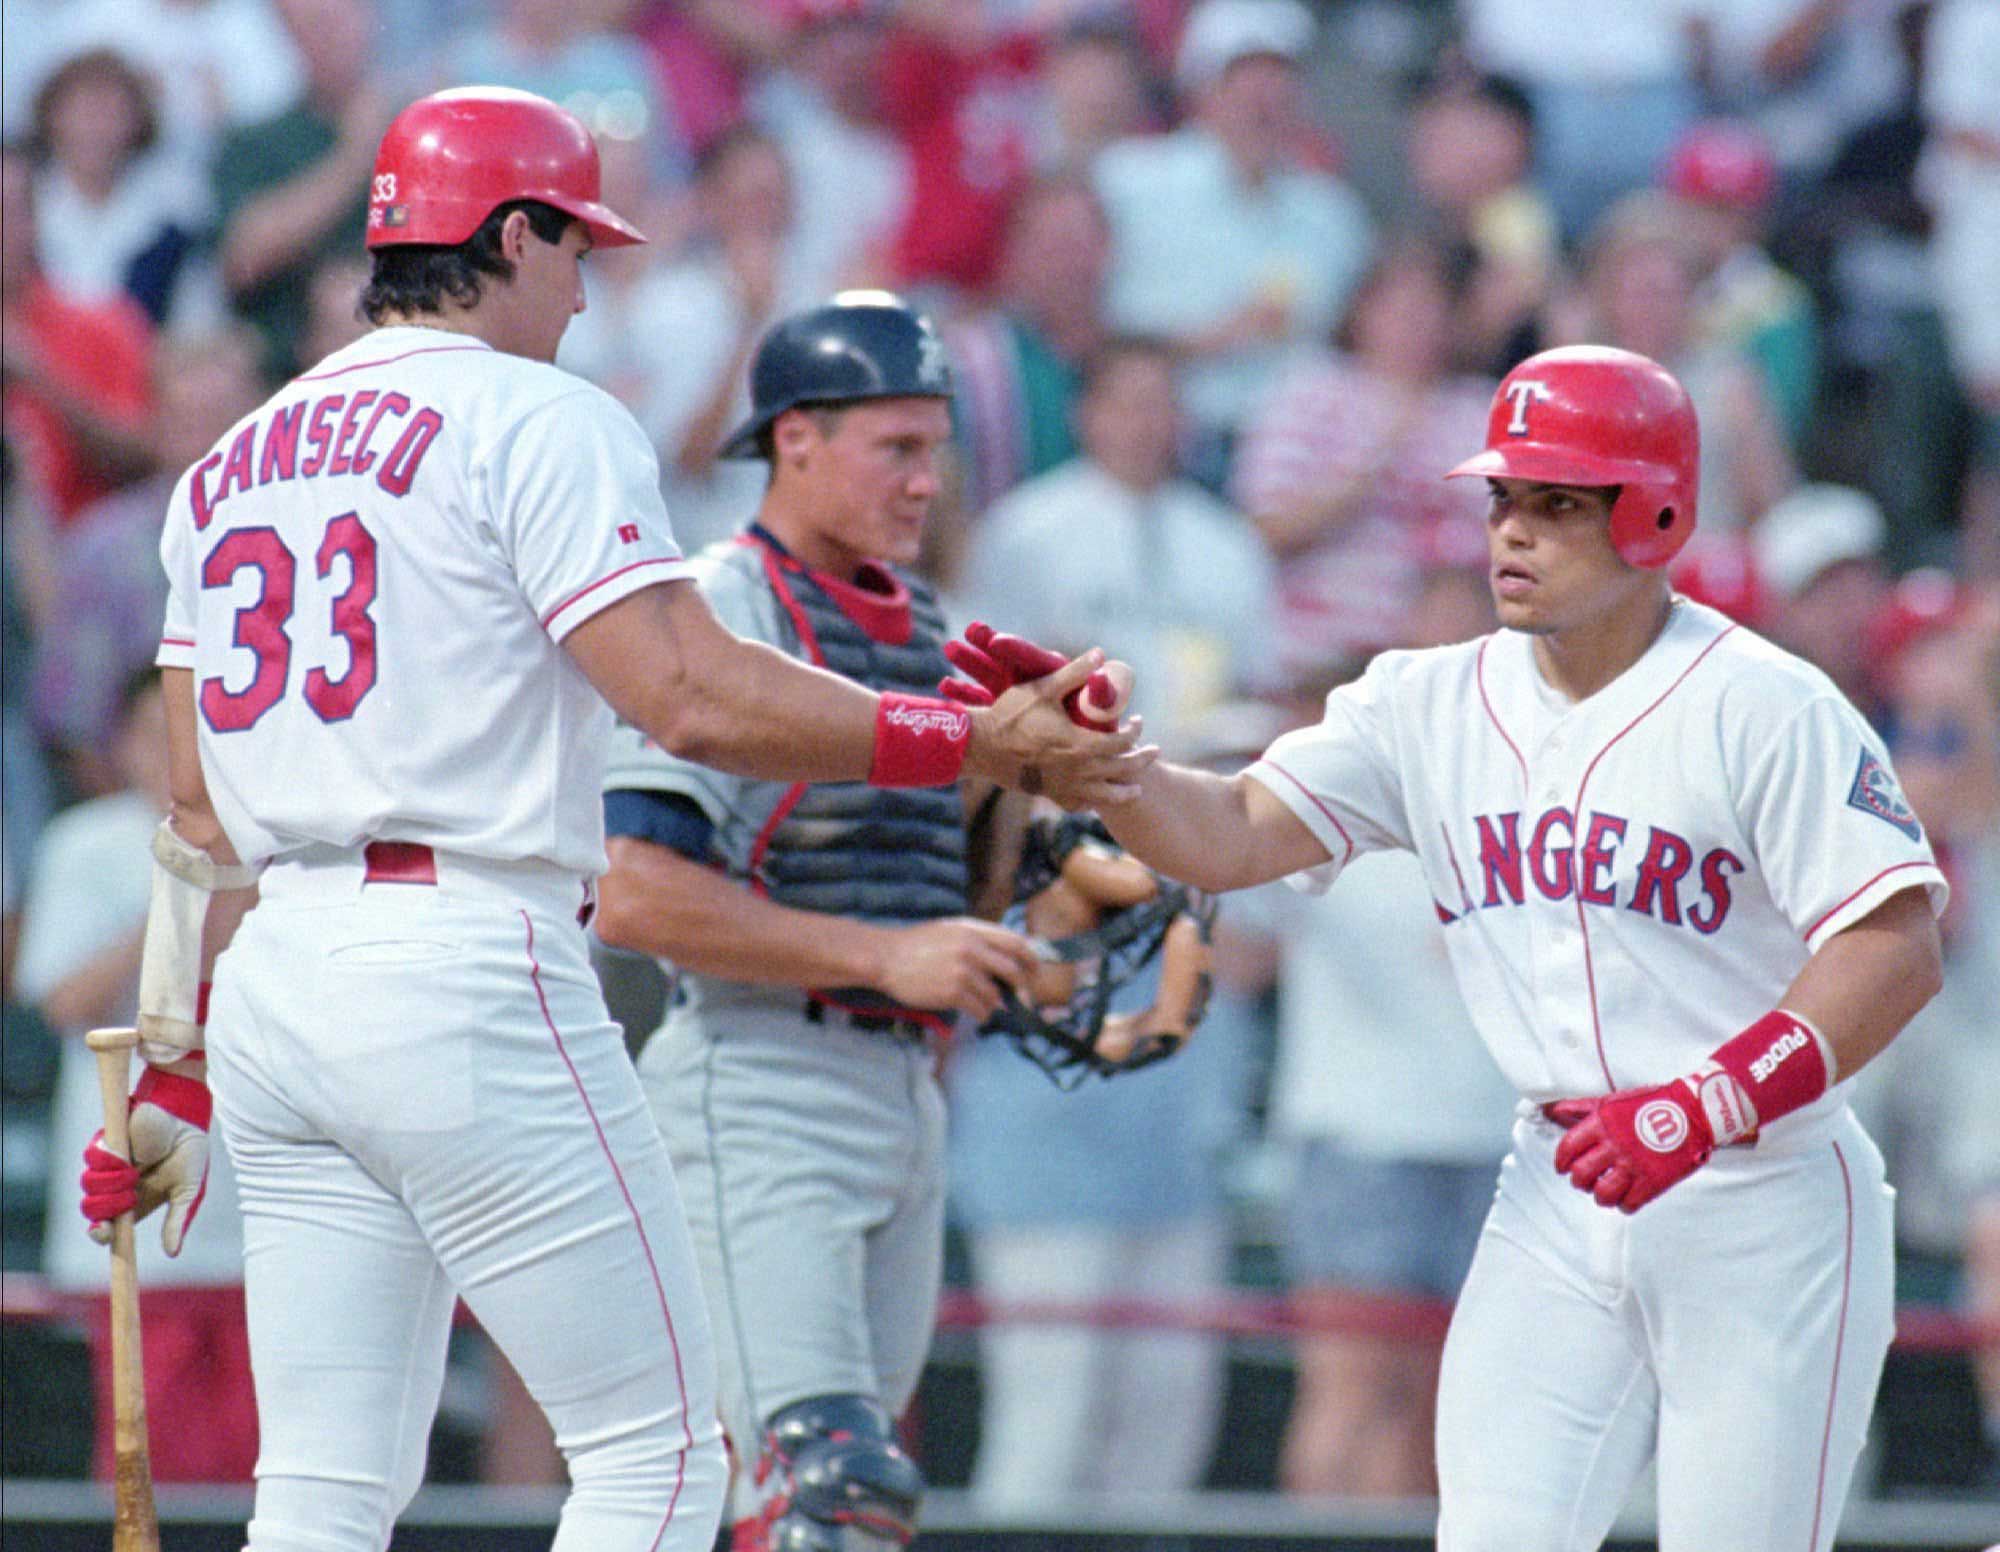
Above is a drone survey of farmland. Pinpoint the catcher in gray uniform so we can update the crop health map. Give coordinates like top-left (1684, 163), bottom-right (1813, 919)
top-left (596, 293), bottom-right (1042, 1550)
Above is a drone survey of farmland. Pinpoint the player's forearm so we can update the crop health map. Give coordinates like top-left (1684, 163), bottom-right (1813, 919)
top-left (573, 583), bottom-right (883, 783)
top-left (596, 837), bottom-right (893, 989)
top-left (673, 631), bottom-right (886, 781)
top-left (1096, 763), bottom-right (1279, 893)
top-left (578, 584), bottom-right (1140, 800)
top-left (1778, 885), bottom-right (1943, 1083)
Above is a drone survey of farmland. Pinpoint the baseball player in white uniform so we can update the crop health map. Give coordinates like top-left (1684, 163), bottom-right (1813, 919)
top-left (957, 345), bottom-right (1949, 1550)
top-left (74, 87), bottom-right (1145, 1552)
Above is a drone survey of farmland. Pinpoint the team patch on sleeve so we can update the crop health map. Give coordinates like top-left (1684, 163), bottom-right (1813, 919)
top-left (1845, 749), bottom-right (1922, 841)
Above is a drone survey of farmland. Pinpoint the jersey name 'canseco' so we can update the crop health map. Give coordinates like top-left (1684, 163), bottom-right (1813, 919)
top-left (156, 328), bottom-right (693, 874)
top-left (1247, 600), bottom-right (1948, 1121)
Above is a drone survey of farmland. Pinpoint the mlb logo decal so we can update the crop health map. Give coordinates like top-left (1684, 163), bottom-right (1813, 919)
top-left (916, 331), bottom-right (949, 390)
top-left (1846, 749), bottom-right (1922, 842)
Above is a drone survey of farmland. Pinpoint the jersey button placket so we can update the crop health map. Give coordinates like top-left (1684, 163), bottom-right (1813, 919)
top-left (1529, 742), bottom-right (1590, 1074)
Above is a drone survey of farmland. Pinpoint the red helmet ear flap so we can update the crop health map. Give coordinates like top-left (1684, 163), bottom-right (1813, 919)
top-left (1609, 479), bottom-right (1696, 569)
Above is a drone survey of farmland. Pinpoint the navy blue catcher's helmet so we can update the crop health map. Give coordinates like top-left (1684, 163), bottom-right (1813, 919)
top-left (719, 290), bottom-right (954, 460)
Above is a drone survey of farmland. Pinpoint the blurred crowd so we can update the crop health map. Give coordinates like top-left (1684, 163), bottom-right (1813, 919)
top-left (2, 0), bottom-right (1997, 1508)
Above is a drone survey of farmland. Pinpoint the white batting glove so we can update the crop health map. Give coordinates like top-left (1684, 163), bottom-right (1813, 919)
top-left (79, 1065), bottom-right (213, 1257)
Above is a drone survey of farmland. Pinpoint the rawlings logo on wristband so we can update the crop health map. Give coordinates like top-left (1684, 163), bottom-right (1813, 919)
top-left (869, 693), bottom-right (971, 788)
top-left (880, 702), bottom-right (970, 739)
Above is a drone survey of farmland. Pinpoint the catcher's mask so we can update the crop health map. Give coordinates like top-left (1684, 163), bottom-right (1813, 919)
top-left (978, 814), bottom-right (1218, 1088)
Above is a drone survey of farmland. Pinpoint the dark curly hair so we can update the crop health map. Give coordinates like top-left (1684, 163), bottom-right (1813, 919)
top-left (360, 199), bottom-right (573, 324)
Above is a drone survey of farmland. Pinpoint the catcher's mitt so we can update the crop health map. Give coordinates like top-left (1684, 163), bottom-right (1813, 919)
top-left (978, 813), bottom-right (1218, 1087)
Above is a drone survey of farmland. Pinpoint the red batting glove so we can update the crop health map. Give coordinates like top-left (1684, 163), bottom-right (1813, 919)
top-left (80, 1137), bottom-right (141, 1223)
top-left (940, 621), bottom-right (1018, 703)
top-left (938, 622), bottom-right (1118, 729)
top-left (938, 674), bottom-right (997, 708)
top-left (79, 1063), bottom-right (213, 1256)
top-left (1551, 1084), bottom-right (1717, 1212)
top-left (1550, 1010), bottom-right (1832, 1213)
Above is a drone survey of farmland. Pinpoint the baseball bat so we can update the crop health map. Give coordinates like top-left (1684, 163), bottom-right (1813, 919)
top-left (86, 1026), bottom-right (161, 1552)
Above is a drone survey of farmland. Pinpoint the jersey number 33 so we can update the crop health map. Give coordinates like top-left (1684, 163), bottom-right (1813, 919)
top-left (200, 512), bottom-right (379, 732)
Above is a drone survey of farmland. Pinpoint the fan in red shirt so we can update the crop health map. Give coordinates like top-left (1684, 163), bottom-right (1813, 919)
top-left (1, 145), bottom-right (153, 526)
top-left (881, 1), bottom-right (1047, 292)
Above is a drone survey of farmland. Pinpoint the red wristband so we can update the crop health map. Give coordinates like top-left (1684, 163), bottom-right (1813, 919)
top-left (132, 1065), bottom-right (213, 1131)
top-left (1701, 1010), bottom-right (1831, 1143)
top-left (869, 693), bottom-right (972, 788)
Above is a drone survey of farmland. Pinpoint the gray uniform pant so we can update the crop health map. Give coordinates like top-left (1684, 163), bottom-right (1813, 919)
top-left (636, 997), bottom-right (947, 1510)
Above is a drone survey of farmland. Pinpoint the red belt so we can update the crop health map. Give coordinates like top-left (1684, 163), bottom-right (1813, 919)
top-left (360, 841), bottom-right (595, 927)
top-left (804, 996), bottom-right (945, 1044)
top-left (362, 841), bottom-right (438, 884)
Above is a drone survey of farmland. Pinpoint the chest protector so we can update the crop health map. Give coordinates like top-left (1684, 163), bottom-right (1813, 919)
top-left (740, 533), bottom-right (969, 933)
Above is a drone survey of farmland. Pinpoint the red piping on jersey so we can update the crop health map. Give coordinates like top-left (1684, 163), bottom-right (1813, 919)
top-left (740, 535), bottom-right (825, 899)
top-left (1802, 861), bottom-right (1936, 945)
top-left (540, 557), bottom-right (688, 632)
top-left (1475, 637), bottom-right (1529, 789)
top-left (739, 529), bottom-right (913, 643)
top-left (745, 782), bottom-right (811, 900)
top-left (520, 910), bottom-right (691, 1550)
top-left (1570, 624), bottom-right (1738, 1088)
top-left (739, 533), bottom-right (827, 664)
top-left (160, 635), bottom-right (195, 650)
top-left (1259, 759), bottom-right (1355, 864)
top-left (295, 343), bottom-right (490, 381)
top-left (1809, 1141), bottom-right (1857, 1552)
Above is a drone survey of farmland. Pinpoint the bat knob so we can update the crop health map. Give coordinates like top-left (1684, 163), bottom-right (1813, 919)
top-left (1074, 660), bottom-right (1135, 728)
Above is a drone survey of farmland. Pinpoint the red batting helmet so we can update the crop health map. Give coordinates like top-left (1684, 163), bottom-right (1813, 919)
top-left (1663, 120), bottom-right (1776, 211)
top-left (366, 86), bottom-right (646, 251)
top-left (1447, 345), bottom-right (1700, 568)
top-left (1865, 567), bottom-right (1970, 672)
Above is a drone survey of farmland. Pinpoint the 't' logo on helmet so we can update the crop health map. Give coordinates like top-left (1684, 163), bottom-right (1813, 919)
top-left (1503, 379), bottom-right (1552, 435)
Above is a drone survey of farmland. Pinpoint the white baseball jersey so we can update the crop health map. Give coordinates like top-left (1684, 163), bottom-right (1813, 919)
top-left (161, 323), bottom-right (728, 1551)
top-left (1248, 599), bottom-right (1948, 1115)
top-left (1248, 598), bottom-right (1946, 1549)
top-left (156, 326), bottom-right (693, 873)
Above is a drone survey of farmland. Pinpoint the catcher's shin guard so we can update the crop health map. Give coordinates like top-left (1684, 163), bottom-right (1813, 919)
top-left (736, 1394), bottom-right (924, 1552)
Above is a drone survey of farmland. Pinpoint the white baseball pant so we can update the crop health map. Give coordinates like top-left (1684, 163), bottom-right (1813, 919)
top-left (207, 848), bottom-right (726, 1552)
top-left (1435, 1106), bottom-right (1895, 1552)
